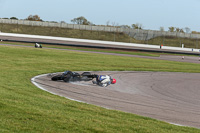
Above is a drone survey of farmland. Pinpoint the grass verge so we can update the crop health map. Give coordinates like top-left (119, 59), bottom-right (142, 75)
top-left (0, 41), bottom-right (160, 57)
top-left (0, 45), bottom-right (200, 132)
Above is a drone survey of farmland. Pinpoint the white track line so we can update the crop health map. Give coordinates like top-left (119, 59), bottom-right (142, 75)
top-left (31, 74), bottom-right (84, 103)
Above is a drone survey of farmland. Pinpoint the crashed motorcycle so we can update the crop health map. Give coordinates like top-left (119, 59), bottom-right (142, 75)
top-left (51, 71), bottom-right (96, 82)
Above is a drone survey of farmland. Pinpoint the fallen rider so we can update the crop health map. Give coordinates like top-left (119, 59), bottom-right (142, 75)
top-left (92, 75), bottom-right (116, 87)
top-left (51, 70), bottom-right (116, 87)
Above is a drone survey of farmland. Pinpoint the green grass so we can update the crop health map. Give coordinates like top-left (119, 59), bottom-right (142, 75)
top-left (0, 41), bottom-right (160, 57)
top-left (1, 45), bottom-right (200, 132)
top-left (3, 41), bottom-right (199, 58)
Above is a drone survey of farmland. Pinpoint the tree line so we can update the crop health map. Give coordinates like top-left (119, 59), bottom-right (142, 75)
top-left (0, 15), bottom-right (196, 34)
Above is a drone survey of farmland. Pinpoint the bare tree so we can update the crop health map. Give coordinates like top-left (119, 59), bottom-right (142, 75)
top-left (60, 21), bottom-right (66, 23)
top-left (185, 27), bottom-right (191, 33)
top-left (159, 27), bottom-right (164, 32)
top-left (120, 25), bottom-right (131, 28)
top-left (106, 20), bottom-right (110, 26)
top-left (71, 16), bottom-right (92, 25)
top-left (112, 22), bottom-right (116, 27)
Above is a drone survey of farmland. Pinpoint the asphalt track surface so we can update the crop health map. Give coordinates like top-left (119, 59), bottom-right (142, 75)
top-left (1, 43), bottom-right (200, 64)
top-left (1, 44), bottom-right (200, 128)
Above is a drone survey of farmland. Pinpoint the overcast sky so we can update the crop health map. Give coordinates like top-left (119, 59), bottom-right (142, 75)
top-left (0, 0), bottom-right (200, 32)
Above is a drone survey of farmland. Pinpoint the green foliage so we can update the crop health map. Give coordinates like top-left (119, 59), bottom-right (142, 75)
top-left (168, 27), bottom-right (175, 32)
top-left (26, 15), bottom-right (42, 21)
top-left (10, 17), bottom-right (18, 20)
top-left (132, 23), bottom-right (143, 29)
top-left (0, 45), bottom-right (200, 132)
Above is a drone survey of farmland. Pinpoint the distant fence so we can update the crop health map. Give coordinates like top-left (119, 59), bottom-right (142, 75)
top-left (1, 18), bottom-right (200, 41)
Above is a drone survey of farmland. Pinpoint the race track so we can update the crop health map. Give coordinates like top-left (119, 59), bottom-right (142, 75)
top-left (1, 43), bottom-right (200, 64)
top-left (32, 71), bottom-right (200, 128)
top-left (1, 43), bottom-right (200, 128)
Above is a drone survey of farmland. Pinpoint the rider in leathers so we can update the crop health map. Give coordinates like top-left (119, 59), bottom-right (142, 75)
top-left (92, 75), bottom-right (116, 87)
